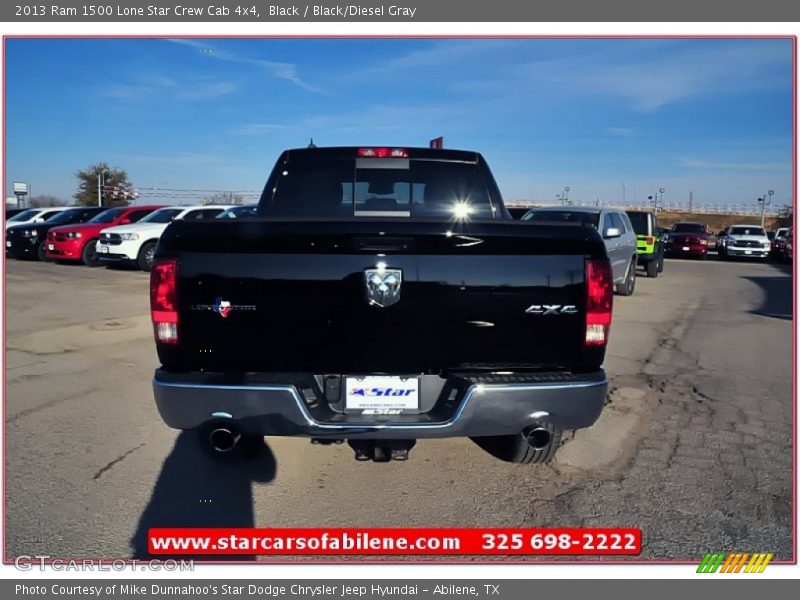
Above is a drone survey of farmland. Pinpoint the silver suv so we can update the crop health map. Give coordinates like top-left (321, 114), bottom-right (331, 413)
top-left (521, 206), bottom-right (639, 295)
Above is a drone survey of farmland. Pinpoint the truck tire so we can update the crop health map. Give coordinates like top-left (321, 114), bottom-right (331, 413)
top-left (138, 241), bottom-right (157, 272)
top-left (471, 424), bottom-right (562, 464)
top-left (645, 258), bottom-right (658, 278)
top-left (657, 252), bottom-right (664, 273)
top-left (616, 258), bottom-right (636, 296)
top-left (82, 239), bottom-right (100, 267)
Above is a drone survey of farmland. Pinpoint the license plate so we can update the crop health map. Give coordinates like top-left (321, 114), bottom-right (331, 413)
top-left (100, 245), bottom-right (109, 254)
top-left (48, 244), bottom-right (55, 251)
top-left (682, 246), bottom-right (690, 251)
top-left (745, 250), bottom-right (752, 255)
top-left (345, 376), bottom-right (420, 413)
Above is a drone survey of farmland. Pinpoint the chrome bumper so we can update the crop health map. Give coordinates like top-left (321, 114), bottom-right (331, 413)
top-left (153, 369), bottom-right (608, 439)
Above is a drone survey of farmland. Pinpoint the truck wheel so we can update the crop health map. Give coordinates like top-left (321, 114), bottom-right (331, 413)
top-left (36, 241), bottom-right (46, 261)
top-left (81, 239), bottom-right (100, 267)
top-left (471, 424), bottom-right (562, 464)
top-left (138, 241), bottom-right (157, 272)
top-left (616, 259), bottom-right (636, 296)
top-left (646, 259), bottom-right (658, 278)
top-left (657, 252), bottom-right (665, 273)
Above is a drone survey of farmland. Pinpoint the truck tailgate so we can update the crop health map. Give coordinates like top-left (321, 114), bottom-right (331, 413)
top-left (157, 220), bottom-right (606, 374)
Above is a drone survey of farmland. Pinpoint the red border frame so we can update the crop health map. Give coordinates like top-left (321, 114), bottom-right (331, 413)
top-left (1, 34), bottom-right (797, 567)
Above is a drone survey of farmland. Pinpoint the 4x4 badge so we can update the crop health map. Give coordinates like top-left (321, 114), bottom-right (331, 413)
top-left (525, 304), bottom-right (578, 315)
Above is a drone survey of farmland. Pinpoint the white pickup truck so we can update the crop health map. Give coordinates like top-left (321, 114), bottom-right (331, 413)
top-left (97, 205), bottom-right (227, 271)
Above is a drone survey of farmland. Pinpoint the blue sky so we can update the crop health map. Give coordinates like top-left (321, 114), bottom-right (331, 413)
top-left (4, 38), bottom-right (794, 207)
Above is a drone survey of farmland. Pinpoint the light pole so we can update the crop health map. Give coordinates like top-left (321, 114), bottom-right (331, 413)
top-left (658, 187), bottom-right (665, 211)
top-left (564, 186), bottom-right (570, 205)
top-left (97, 169), bottom-right (111, 207)
top-left (758, 189), bottom-right (774, 228)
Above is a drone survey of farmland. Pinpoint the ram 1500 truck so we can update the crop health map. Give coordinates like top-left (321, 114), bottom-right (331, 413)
top-left (150, 147), bottom-right (614, 463)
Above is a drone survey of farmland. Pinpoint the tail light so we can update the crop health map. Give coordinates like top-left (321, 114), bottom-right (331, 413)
top-left (645, 236), bottom-right (654, 245)
top-left (150, 258), bottom-right (178, 344)
top-left (357, 147), bottom-right (408, 158)
top-left (585, 258), bottom-right (613, 346)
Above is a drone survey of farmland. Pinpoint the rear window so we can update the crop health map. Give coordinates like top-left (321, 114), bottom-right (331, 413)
top-left (522, 210), bottom-right (600, 228)
top-left (729, 226), bottom-right (766, 236)
top-left (626, 212), bottom-right (652, 235)
top-left (672, 223), bottom-right (706, 234)
top-left (261, 157), bottom-right (494, 219)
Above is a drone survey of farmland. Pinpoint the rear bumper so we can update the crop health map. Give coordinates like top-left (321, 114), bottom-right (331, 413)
top-left (152, 368), bottom-right (608, 439)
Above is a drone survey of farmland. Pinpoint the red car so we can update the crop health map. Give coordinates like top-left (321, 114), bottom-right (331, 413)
top-left (665, 222), bottom-right (710, 259)
top-left (46, 205), bottom-right (164, 266)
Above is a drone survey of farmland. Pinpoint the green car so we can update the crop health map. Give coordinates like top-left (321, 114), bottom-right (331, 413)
top-left (625, 210), bottom-right (665, 278)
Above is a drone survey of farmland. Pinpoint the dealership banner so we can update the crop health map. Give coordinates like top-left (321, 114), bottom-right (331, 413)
top-left (3, 0), bottom-right (800, 22)
top-left (3, 580), bottom-right (795, 599)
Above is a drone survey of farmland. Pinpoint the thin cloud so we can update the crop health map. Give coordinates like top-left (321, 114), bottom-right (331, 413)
top-left (167, 39), bottom-right (326, 94)
top-left (101, 74), bottom-right (235, 102)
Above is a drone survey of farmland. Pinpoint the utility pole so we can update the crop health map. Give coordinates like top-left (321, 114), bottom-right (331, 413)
top-left (689, 191), bottom-right (693, 213)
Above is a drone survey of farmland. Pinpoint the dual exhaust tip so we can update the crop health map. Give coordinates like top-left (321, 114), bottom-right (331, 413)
top-left (206, 424), bottom-right (551, 454)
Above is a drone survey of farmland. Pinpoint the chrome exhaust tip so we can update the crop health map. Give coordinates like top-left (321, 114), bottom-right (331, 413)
top-left (524, 426), bottom-right (552, 450)
top-left (209, 427), bottom-right (241, 453)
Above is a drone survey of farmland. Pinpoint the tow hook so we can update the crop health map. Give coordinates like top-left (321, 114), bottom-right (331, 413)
top-left (347, 440), bottom-right (417, 462)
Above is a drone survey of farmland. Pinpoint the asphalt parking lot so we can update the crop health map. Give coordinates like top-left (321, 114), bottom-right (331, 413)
top-left (3, 255), bottom-right (793, 561)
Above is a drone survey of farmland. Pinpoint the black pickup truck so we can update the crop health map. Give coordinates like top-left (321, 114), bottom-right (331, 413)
top-left (150, 147), bottom-right (613, 463)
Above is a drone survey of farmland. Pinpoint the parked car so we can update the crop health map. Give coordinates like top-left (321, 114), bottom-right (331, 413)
top-left (97, 205), bottom-right (228, 271)
top-left (720, 225), bottom-right (771, 261)
top-left (770, 227), bottom-right (790, 259)
top-left (625, 209), bottom-right (664, 278)
top-left (665, 222), bottom-right (710, 259)
top-left (506, 206), bottom-right (533, 220)
top-left (216, 204), bottom-right (258, 219)
top-left (4, 208), bottom-right (26, 221)
top-left (5, 206), bottom-right (71, 228)
top-left (522, 206), bottom-right (638, 295)
top-left (777, 230), bottom-right (793, 263)
top-left (151, 146), bottom-right (614, 464)
top-left (6, 207), bottom-right (107, 260)
top-left (715, 228), bottom-right (729, 253)
top-left (46, 205), bottom-right (164, 266)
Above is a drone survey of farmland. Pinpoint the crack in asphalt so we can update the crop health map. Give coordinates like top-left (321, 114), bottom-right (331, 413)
top-left (93, 443), bottom-right (146, 481)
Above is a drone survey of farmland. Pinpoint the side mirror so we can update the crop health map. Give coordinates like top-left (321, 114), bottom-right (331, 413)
top-left (118, 218), bottom-right (131, 225)
top-left (604, 227), bottom-right (621, 239)
top-left (34, 218), bottom-right (45, 223)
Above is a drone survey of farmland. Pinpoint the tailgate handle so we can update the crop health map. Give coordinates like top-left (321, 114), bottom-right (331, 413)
top-left (353, 237), bottom-right (416, 252)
